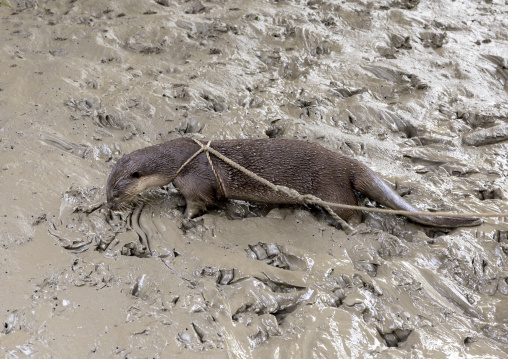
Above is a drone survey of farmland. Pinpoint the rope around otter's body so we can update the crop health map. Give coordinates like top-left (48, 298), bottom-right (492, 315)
top-left (205, 143), bottom-right (227, 197)
top-left (175, 140), bottom-right (226, 196)
top-left (175, 139), bottom-right (508, 231)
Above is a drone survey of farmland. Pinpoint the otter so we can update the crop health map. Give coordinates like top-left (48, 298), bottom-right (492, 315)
top-left (106, 137), bottom-right (481, 228)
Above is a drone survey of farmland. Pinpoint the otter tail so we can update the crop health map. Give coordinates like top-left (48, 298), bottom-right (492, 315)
top-left (352, 166), bottom-right (482, 228)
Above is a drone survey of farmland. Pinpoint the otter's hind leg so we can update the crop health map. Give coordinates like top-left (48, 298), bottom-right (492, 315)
top-left (317, 185), bottom-right (361, 225)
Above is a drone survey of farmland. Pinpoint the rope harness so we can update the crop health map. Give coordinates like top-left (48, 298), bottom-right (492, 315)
top-left (174, 139), bottom-right (508, 233)
top-left (174, 140), bottom-right (226, 196)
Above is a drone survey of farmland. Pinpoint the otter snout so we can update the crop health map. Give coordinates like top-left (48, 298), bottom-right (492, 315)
top-left (107, 197), bottom-right (122, 211)
top-left (106, 186), bottom-right (128, 211)
top-left (106, 165), bottom-right (173, 212)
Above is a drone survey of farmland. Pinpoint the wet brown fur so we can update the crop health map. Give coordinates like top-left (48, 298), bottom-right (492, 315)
top-left (106, 138), bottom-right (481, 228)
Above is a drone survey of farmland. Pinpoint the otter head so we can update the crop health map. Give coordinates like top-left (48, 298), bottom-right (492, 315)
top-left (106, 147), bottom-right (173, 211)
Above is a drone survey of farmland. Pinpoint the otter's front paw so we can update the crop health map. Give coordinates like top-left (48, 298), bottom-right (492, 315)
top-left (184, 200), bottom-right (207, 219)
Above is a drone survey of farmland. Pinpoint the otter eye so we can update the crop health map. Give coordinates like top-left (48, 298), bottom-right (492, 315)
top-left (131, 172), bottom-right (141, 178)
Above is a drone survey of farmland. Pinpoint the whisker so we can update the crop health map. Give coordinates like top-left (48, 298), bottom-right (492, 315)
top-left (144, 199), bottom-right (156, 212)
top-left (120, 203), bottom-right (134, 214)
top-left (137, 194), bottom-right (157, 211)
top-left (132, 199), bottom-right (144, 208)
top-left (135, 196), bottom-right (148, 204)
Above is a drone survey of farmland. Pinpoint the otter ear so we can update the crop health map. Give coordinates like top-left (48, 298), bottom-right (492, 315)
top-left (131, 172), bottom-right (141, 178)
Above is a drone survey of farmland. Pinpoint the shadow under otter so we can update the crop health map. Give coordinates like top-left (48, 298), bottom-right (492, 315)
top-left (106, 138), bottom-right (481, 228)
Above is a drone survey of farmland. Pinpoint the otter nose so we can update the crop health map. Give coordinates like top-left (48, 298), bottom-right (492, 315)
top-left (107, 199), bottom-right (120, 211)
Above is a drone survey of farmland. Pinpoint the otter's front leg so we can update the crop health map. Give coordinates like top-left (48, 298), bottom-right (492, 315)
top-left (173, 175), bottom-right (217, 219)
top-left (184, 199), bottom-right (207, 219)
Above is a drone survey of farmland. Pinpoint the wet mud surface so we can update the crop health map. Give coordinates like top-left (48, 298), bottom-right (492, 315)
top-left (1, 0), bottom-right (508, 357)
